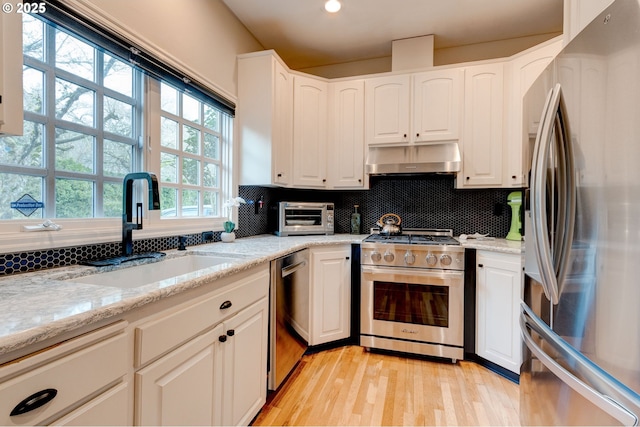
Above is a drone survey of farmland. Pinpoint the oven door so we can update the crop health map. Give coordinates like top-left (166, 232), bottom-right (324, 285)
top-left (361, 265), bottom-right (464, 348)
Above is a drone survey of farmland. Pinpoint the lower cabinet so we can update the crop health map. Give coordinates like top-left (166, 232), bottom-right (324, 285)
top-left (135, 298), bottom-right (268, 426)
top-left (0, 322), bottom-right (130, 426)
top-left (475, 251), bottom-right (523, 374)
top-left (309, 246), bottom-right (351, 346)
top-left (134, 266), bottom-right (270, 426)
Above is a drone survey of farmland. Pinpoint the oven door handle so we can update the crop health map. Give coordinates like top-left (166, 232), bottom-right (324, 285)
top-left (362, 265), bottom-right (464, 281)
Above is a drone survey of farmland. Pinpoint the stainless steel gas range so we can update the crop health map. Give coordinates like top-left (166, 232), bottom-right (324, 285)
top-left (360, 229), bottom-right (465, 362)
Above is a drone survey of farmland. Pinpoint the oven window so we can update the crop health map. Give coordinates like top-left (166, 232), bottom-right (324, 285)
top-left (373, 281), bottom-right (449, 327)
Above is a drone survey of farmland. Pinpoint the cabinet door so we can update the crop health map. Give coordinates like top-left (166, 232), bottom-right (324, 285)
top-left (364, 74), bottom-right (410, 145)
top-left (272, 59), bottom-right (293, 186)
top-left (221, 298), bottom-right (268, 426)
top-left (293, 75), bottom-right (328, 187)
top-left (459, 63), bottom-right (504, 188)
top-left (0, 6), bottom-right (23, 136)
top-left (328, 80), bottom-right (365, 189)
top-left (412, 69), bottom-right (463, 142)
top-left (135, 325), bottom-right (224, 426)
top-left (310, 246), bottom-right (351, 346)
top-left (476, 252), bottom-right (522, 374)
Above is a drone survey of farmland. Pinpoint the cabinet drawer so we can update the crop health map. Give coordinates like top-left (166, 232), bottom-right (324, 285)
top-left (135, 267), bottom-right (269, 367)
top-left (0, 331), bottom-right (127, 426)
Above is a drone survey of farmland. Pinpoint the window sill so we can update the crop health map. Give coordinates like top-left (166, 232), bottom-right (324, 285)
top-left (0, 217), bottom-right (228, 254)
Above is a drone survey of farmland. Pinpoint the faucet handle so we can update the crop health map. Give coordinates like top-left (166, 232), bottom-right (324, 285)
top-left (178, 236), bottom-right (187, 251)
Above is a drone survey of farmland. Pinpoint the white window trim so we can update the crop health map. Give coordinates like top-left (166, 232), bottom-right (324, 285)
top-left (0, 10), bottom-right (238, 254)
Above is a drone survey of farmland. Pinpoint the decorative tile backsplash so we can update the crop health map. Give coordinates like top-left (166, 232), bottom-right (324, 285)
top-left (0, 175), bottom-right (520, 275)
top-left (238, 175), bottom-right (518, 238)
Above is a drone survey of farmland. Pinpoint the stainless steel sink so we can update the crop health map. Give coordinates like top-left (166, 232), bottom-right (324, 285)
top-left (67, 254), bottom-right (243, 289)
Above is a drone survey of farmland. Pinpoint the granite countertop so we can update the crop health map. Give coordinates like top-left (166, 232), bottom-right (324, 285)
top-left (0, 233), bottom-right (521, 361)
top-left (0, 234), bottom-right (366, 360)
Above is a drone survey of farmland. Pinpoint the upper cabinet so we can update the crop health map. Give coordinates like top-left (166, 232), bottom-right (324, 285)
top-left (237, 52), bottom-right (293, 187)
top-left (364, 69), bottom-right (462, 146)
top-left (563, 0), bottom-right (614, 45)
top-left (328, 80), bottom-right (366, 189)
top-left (505, 37), bottom-right (563, 187)
top-left (238, 51), bottom-right (366, 190)
top-left (412, 69), bottom-right (463, 143)
top-left (457, 63), bottom-right (505, 188)
top-left (292, 75), bottom-right (328, 188)
top-left (0, 10), bottom-right (23, 136)
top-left (364, 75), bottom-right (411, 145)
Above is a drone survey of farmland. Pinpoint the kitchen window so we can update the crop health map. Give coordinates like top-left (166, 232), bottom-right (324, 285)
top-left (0, 14), bottom-right (143, 220)
top-left (0, 9), bottom-right (235, 253)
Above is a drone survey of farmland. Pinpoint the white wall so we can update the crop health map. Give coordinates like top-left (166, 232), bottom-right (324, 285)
top-left (82, 0), bottom-right (264, 100)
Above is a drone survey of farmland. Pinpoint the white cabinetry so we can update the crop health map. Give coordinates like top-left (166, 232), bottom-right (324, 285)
top-left (293, 75), bottom-right (328, 188)
top-left (458, 63), bottom-right (505, 188)
top-left (563, 0), bottom-right (614, 45)
top-left (476, 251), bottom-right (523, 374)
top-left (238, 52), bottom-right (293, 186)
top-left (364, 75), bottom-right (411, 145)
top-left (309, 246), bottom-right (351, 346)
top-left (412, 69), bottom-right (463, 142)
top-left (328, 80), bottom-right (366, 189)
top-left (505, 37), bottom-right (562, 187)
top-left (364, 70), bottom-right (462, 147)
top-left (0, 322), bottom-right (130, 426)
top-left (0, 7), bottom-right (23, 136)
top-left (134, 266), bottom-right (270, 426)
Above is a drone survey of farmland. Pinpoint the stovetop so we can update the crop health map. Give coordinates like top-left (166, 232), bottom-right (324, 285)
top-left (363, 228), bottom-right (460, 246)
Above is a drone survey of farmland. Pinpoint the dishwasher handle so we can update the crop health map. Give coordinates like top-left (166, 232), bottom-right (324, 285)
top-left (281, 260), bottom-right (307, 278)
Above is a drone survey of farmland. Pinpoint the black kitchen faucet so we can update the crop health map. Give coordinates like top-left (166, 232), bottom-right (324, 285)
top-left (122, 172), bottom-right (161, 256)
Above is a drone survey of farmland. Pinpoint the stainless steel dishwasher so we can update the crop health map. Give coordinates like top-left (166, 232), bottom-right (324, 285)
top-left (268, 249), bottom-right (309, 390)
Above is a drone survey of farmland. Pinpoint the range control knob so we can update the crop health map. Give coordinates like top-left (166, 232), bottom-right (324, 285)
top-left (404, 251), bottom-right (416, 265)
top-left (383, 250), bottom-right (395, 262)
top-left (370, 251), bottom-right (382, 262)
top-left (425, 253), bottom-right (437, 266)
top-left (440, 254), bottom-right (452, 266)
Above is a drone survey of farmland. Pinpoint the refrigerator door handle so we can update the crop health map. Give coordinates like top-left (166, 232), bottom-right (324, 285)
top-left (531, 86), bottom-right (560, 303)
top-left (520, 303), bottom-right (640, 426)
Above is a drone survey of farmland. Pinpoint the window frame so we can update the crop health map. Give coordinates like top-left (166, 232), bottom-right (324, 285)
top-left (0, 13), bottom-right (236, 254)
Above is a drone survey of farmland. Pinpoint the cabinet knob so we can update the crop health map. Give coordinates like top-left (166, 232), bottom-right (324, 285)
top-left (11, 389), bottom-right (58, 416)
top-left (466, 176), bottom-right (470, 180)
top-left (322, 178), bottom-right (326, 183)
top-left (403, 133), bottom-right (407, 138)
top-left (227, 329), bottom-right (235, 337)
top-left (220, 300), bottom-right (232, 310)
top-left (219, 335), bottom-right (228, 343)
top-left (416, 133), bottom-right (420, 138)
top-left (512, 175), bottom-right (517, 179)
top-left (478, 264), bottom-right (484, 268)
top-left (277, 173), bottom-right (282, 177)
top-left (345, 256), bottom-right (350, 260)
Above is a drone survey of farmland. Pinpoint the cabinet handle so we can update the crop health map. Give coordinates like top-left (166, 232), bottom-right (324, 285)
top-left (346, 256), bottom-right (350, 260)
top-left (10, 388), bottom-right (58, 416)
top-left (227, 329), bottom-right (235, 337)
top-left (220, 300), bottom-right (232, 310)
top-left (219, 335), bottom-right (227, 343)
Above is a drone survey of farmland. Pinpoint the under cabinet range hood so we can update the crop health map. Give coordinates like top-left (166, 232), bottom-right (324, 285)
top-left (365, 141), bottom-right (461, 175)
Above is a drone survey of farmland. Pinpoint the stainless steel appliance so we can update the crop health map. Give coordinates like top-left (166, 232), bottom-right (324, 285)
top-left (360, 229), bottom-right (465, 362)
top-left (521, 1), bottom-right (640, 424)
top-left (268, 249), bottom-right (309, 390)
top-left (275, 202), bottom-right (334, 236)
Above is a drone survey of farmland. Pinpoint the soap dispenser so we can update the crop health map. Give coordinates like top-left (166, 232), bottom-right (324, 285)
top-left (350, 205), bottom-right (361, 235)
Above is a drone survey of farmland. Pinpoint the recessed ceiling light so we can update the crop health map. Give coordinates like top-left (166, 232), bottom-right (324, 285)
top-left (324, 0), bottom-right (341, 13)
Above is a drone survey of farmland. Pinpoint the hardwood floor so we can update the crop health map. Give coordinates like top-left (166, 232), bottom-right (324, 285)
top-left (252, 345), bottom-right (520, 426)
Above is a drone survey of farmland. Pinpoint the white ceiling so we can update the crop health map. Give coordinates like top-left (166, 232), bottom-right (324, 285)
top-left (222, 0), bottom-right (563, 70)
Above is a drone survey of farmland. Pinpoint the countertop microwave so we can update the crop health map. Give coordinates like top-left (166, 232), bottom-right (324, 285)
top-left (276, 202), bottom-right (334, 236)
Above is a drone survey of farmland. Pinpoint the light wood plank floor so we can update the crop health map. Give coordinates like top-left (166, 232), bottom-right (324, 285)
top-left (252, 345), bottom-right (520, 426)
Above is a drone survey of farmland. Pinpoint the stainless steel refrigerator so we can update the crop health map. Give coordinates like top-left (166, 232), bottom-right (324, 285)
top-left (521, 0), bottom-right (640, 424)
